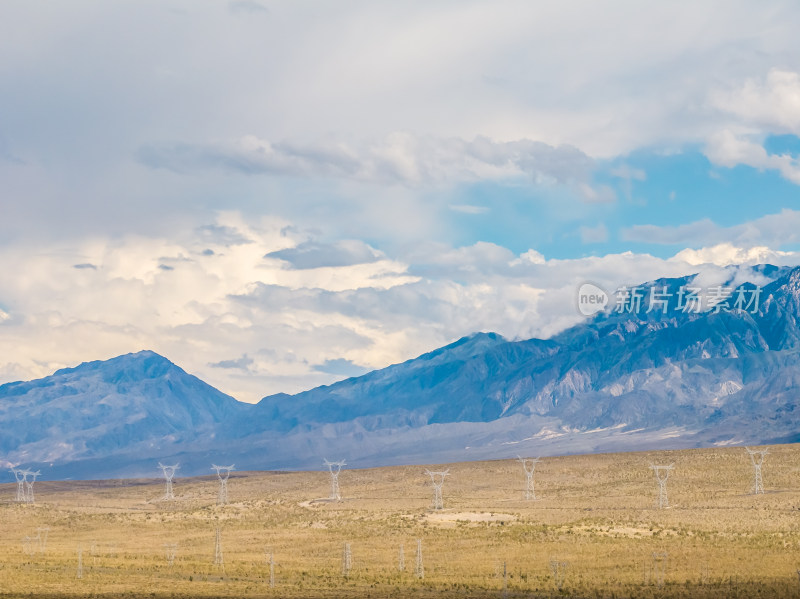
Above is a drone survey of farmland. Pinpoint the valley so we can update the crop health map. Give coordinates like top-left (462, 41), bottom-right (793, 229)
top-left (2, 444), bottom-right (800, 598)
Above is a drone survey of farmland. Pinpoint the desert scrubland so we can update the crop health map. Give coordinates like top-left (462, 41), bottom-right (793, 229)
top-left (2, 444), bottom-right (800, 598)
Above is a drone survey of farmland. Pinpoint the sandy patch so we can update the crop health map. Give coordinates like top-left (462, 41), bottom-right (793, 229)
top-left (425, 511), bottom-right (517, 527)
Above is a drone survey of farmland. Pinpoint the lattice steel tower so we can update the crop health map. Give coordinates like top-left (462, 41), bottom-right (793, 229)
top-left (414, 539), bottom-right (424, 579)
top-left (745, 447), bottom-right (768, 494)
top-left (549, 557), bottom-right (568, 590)
top-left (650, 464), bottom-right (674, 509)
top-left (517, 456), bottom-right (540, 500)
top-left (342, 542), bottom-right (352, 577)
top-left (11, 468), bottom-right (26, 502)
top-left (164, 543), bottom-right (177, 567)
top-left (651, 551), bottom-right (668, 588)
top-left (324, 459), bottom-right (346, 502)
top-left (214, 527), bottom-right (224, 570)
top-left (158, 463), bottom-right (179, 500)
top-left (425, 469), bottom-right (450, 510)
top-left (23, 470), bottom-right (40, 503)
top-left (211, 464), bottom-right (234, 505)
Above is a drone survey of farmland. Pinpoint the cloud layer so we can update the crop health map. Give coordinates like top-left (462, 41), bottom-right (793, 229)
top-left (1, 212), bottom-right (795, 402)
top-left (4, 2), bottom-right (800, 400)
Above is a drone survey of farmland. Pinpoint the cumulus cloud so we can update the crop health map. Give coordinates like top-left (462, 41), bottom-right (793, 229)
top-left (622, 208), bottom-right (800, 247)
top-left (138, 133), bottom-right (597, 188)
top-left (210, 354), bottom-right (254, 371)
top-left (6, 3), bottom-right (800, 404)
top-left (705, 70), bottom-right (800, 183)
top-left (705, 129), bottom-right (800, 183)
top-left (265, 240), bottom-right (382, 270)
top-left (622, 219), bottom-right (720, 245)
top-left (672, 243), bottom-right (796, 267)
top-left (711, 69), bottom-right (800, 134)
top-left (4, 212), bottom-right (788, 404)
top-left (313, 358), bottom-right (369, 377)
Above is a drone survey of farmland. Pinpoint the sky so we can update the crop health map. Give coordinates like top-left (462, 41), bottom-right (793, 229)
top-left (2, 1), bottom-right (800, 402)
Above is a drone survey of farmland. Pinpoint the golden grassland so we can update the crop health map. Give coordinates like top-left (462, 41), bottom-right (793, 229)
top-left (2, 444), bottom-right (800, 598)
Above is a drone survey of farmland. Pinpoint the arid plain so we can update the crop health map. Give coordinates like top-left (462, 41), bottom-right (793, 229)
top-left (2, 444), bottom-right (800, 598)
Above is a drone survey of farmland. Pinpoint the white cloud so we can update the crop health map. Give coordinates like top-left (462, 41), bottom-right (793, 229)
top-left (138, 133), bottom-right (596, 189)
top-left (671, 243), bottom-right (796, 267)
top-left (704, 129), bottom-right (800, 183)
top-left (4, 3), bottom-right (800, 403)
top-left (4, 213), bottom-right (789, 403)
top-left (622, 208), bottom-right (800, 247)
top-left (510, 249), bottom-right (546, 266)
top-left (711, 69), bottom-right (800, 134)
top-left (704, 69), bottom-right (800, 183)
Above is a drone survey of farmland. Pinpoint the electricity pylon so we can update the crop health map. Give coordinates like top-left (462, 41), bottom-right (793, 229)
top-left (745, 447), bottom-right (768, 494)
top-left (211, 464), bottom-right (234, 505)
top-left (425, 469), bottom-right (450, 510)
top-left (158, 463), bottom-right (179, 500)
top-left (517, 456), bottom-right (540, 500)
top-left (414, 539), bottom-right (424, 579)
top-left (323, 459), bottom-right (346, 501)
top-left (214, 527), bottom-right (224, 570)
top-left (650, 464), bottom-right (674, 508)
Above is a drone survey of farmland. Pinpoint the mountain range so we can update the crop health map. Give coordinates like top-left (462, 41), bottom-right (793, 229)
top-left (2, 264), bottom-right (800, 480)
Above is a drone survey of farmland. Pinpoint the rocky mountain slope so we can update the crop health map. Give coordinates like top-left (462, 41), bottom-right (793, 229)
top-left (2, 264), bottom-right (800, 480)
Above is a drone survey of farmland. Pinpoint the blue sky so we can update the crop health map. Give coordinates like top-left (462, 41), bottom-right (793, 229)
top-left (2, 1), bottom-right (800, 401)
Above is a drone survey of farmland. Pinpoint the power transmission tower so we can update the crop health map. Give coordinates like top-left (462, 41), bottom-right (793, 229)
top-left (414, 539), bottom-right (424, 579)
top-left (425, 469), bottom-right (450, 510)
top-left (398, 543), bottom-right (405, 571)
top-left (211, 464), bottom-right (234, 505)
top-left (323, 459), bottom-right (346, 501)
top-left (22, 536), bottom-right (33, 556)
top-left (502, 560), bottom-right (509, 599)
top-left (76, 546), bottom-right (84, 579)
top-left (549, 557), bottom-right (568, 590)
top-left (517, 456), bottom-right (540, 500)
top-left (12, 468), bottom-right (40, 503)
top-left (265, 548), bottom-right (275, 589)
top-left (24, 470), bottom-right (40, 503)
top-left (36, 527), bottom-right (49, 553)
top-left (214, 527), bottom-right (224, 570)
top-left (650, 464), bottom-right (674, 508)
top-left (158, 463), bottom-right (179, 501)
top-left (342, 542), bottom-right (352, 577)
top-left (164, 543), bottom-right (177, 567)
top-left (745, 447), bottom-right (768, 494)
top-left (652, 551), bottom-right (667, 588)
top-left (11, 468), bottom-right (26, 502)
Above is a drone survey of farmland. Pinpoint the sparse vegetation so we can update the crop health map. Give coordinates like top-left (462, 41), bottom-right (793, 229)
top-left (2, 445), bottom-right (800, 597)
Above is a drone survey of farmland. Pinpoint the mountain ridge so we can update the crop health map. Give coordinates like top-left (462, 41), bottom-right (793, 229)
top-left (3, 263), bottom-right (800, 480)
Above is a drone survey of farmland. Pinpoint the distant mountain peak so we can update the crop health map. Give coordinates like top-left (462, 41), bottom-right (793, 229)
top-left (6, 262), bottom-right (800, 481)
top-left (53, 349), bottom-right (169, 373)
top-left (52, 350), bottom-right (178, 382)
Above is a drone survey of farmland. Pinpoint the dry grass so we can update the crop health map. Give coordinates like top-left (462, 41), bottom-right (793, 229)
top-left (2, 444), bottom-right (800, 597)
